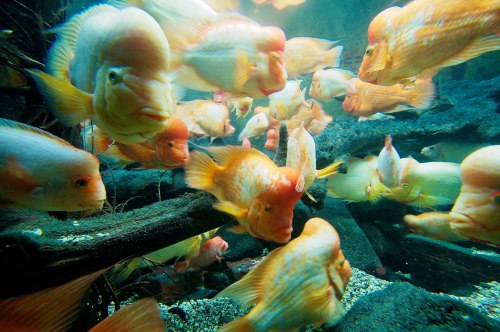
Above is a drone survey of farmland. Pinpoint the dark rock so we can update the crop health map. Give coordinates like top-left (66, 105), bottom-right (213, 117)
top-left (168, 306), bottom-right (187, 322)
top-left (331, 282), bottom-right (500, 332)
top-left (226, 257), bottom-right (261, 281)
top-left (401, 235), bottom-right (500, 293)
top-left (300, 179), bottom-right (328, 210)
top-left (101, 168), bottom-right (194, 211)
top-left (216, 223), bottom-right (265, 262)
top-left (316, 76), bottom-right (500, 167)
top-left (204, 272), bottom-right (231, 291)
top-left (315, 197), bottom-right (384, 276)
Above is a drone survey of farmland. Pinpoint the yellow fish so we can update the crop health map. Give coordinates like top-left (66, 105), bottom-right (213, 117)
top-left (309, 68), bottom-right (355, 101)
top-left (216, 217), bottom-right (351, 331)
top-left (449, 145), bottom-right (500, 246)
top-left (0, 119), bottom-right (106, 211)
top-left (358, 0), bottom-right (500, 85)
top-left (268, 80), bottom-right (310, 121)
top-left (29, 5), bottom-right (173, 144)
top-left (421, 140), bottom-right (490, 164)
top-left (403, 212), bottom-right (466, 242)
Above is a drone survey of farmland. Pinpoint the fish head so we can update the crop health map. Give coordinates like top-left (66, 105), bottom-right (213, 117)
top-left (342, 92), bottom-right (361, 114)
top-left (246, 167), bottom-right (303, 243)
top-left (329, 249), bottom-right (352, 297)
top-left (53, 154), bottom-right (107, 211)
top-left (358, 40), bottom-right (389, 84)
top-left (449, 146), bottom-right (500, 244)
top-left (367, 6), bottom-right (401, 44)
top-left (421, 144), bottom-right (440, 160)
top-left (155, 117), bottom-right (190, 167)
top-left (255, 51), bottom-right (287, 96)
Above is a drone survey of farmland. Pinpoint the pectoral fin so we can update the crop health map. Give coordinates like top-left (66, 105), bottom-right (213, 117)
top-left (213, 200), bottom-right (248, 218)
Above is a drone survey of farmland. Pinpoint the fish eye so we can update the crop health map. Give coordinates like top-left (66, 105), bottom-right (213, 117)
top-left (264, 205), bottom-right (272, 213)
top-left (75, 179), bottom-right (88, 188)
top-left (167, 142), bottom-right (174, 148)
top-left (108, 69), bottom-right (122, 84)
top-left (493, 193), bottom-right (500, 204)
top-left (401, 183), bottom-right (409, 188)
top-left (365, 48), bottom-right (373, 56)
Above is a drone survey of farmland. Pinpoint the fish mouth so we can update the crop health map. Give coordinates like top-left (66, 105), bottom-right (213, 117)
top-left (78, 198), bottom-right (106, 210)
top-left (139, 108), bottom-right (168, 123)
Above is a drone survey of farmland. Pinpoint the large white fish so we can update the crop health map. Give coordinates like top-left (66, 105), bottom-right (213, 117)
top-left (29, 5), bottom-right (174, 144)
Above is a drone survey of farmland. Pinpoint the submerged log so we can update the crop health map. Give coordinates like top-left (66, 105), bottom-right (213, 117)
top-left (0, 191), bottom-right (233, 298)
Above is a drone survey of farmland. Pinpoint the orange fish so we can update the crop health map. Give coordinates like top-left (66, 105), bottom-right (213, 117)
top-left (284, 37), bottom-right (343, 78)
top-left (238, 112), bottom-right (270, 141)
top-left (172, 13), bottom-right (287, 98)
top-left (175, 100), bottom-right (235, 141)
top-left (264, 126), bottom-right (279, 152)
top-left (175, 236), bottom-right (229, 272)
top-left (342, 78), bottom-right (434, 117)
top-left (449, 145), bottom-right (500, 246)
top-left (252, 0), bottom-right (306, 11)
top-left (216, 217), bottom-right (351, 331)
top-left (86, 116), bottom-right (189, 169)
top-left (358, 0), bottom-right (500, 85)
top-left (0, 270), bottom-right (164, 331)
top-left (184, 146), bottom-right (303, 243)
top-left (0, 119), bottom-right (106, 211)
top-left (403, 212), bottom-right (466, 242)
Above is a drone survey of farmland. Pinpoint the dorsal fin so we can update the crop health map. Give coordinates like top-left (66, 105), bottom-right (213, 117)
top-left (0, 118), bottom-right (74, 147)
top-left (207, 145), bottom-right (272, 166)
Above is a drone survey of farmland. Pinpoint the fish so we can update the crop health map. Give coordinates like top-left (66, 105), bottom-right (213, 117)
top-left (110, 0), bottom-right (217, 52)
top-left (216, 217), bottom-right (351, 331)
top-left (85, 116), bottom-right (189, 169)
top-left (403, 212), bottom-right (467, 242)
top-left (449, 145), bottom-right (500, 246)
top-left (358, 0), bottom-right (500, 85)
top-left (238, 112), bottom-right (270, 141)
top-left (342, 78), bottom-right (435, 117)
top-left (175, 235), bottom-right (229, 272)
top-left (228, 96), bottom-right (254, 118)
top-left (113, 228), bottom-right (220, 281)
top-left (0, 270), bottom-right (164, 331)
top-left (0, 119), bottom-right (106, 211)
top-left (326, 156), bottom-right (385, 203)
top-left (309, 68), bottom-right (355, 101)
top-left (203, 0), bottom-right (241, 13)
top-left (252, 0), bottom-right (306, 11)
top-left (377, 135), bottom-right (402, 188)
top-left (184, 146), bottom-right (303, 243)
top-left (29, 5), bottom-right (174, 144)
top-left (268, 80), bottom-right (310, 121)
top-left (284, 37), bottom-right (343, 78)
top-left (175, 100), bottom-right (235, 141)
top-left (286, 123), bottom-right (345, 195)
top-left (264, 126), bottom-right (279, 152)
top-left (285, 99), bottom-right (331, 135)
top-left (421, 140), bottom-right (491, 163)
top-left (172, 13), bottom-right (287, 98)
top-left (385, 158), bottom-right (462, 208)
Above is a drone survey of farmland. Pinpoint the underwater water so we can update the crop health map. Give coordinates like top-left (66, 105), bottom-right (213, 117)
top-left (0, 0), bottom-right (499, 331)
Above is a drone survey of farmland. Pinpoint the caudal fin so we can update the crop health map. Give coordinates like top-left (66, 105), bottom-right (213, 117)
top-left (323, 45), bottom-right (343, 68)
top-left (184, 150), bottom-right (218, 191)
top-left (407, 80), bottom-right (435, 109)
top-left (316, 161), bottom-right (347, 179)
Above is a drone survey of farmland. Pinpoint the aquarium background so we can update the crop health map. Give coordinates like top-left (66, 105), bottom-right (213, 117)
top-left (0, 0), bottom-right (499, 331)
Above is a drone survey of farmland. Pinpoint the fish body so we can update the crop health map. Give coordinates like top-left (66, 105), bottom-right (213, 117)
top-left (359, 0), bottom-right (500, 85)
top-left (286, 124), bottom-right (317, 192)
top-left (0, 119), bottom-right (106, 211)
top-left (0, 270), bottom-right (164, 331)
top-left (377, 135), bottom-right (402, 188)
top-left (228, 96), bottom-right (253, 118)
top-left (342, 78), bottom-right (435, 117)
top-left (309, 68), bottom-right (355, 101)
top-left (184, 146), bottom-right (303, 243)
top-left (176, 236), bottom-right (229, 272)
top-left (386, 158), bottom-right (462, 208)
top-left (449, 145), bottom-right (500, 246)
top-left (326, 156), bottom-right (385, 203)
top-left (403, 212), bottom-right (466, 242)
top-left (268, 80), bottom-right (309, 120)
top-left (421, 140), bottom-right (490, 163)
top-left (174, 14), bottom-right (287, 97)
top-left (238, 112), bottom-right (270, 141)
top-left (284, 37), bottom-right (343, 78)
top-left (253, 0), bottom-right (306, 11)
top-left (264, 126), bottom-right (279, 152)
top-left (175, 100), bottom-right (235, 140)
top-left (85, 116), bottom-right (189, 169)
top-left (216, 217), bottom-right (351, 331)
top-left (30, 5), bottom-right (174, 144)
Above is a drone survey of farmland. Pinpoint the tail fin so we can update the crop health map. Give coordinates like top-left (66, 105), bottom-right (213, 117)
top-left (219, 316), bottom-right (255, 332)
top-left (316, 161), bottom-right (346, 179)
top-left (407, 80), bottom-right (435, 109)
top-left (323, 45), bottom-right (343, 68)
top-left (184, 150), bottom-right (218, 191)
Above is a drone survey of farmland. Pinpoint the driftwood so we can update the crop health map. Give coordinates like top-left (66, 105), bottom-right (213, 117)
top-left (0, 191), bottom-right (233, 298)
